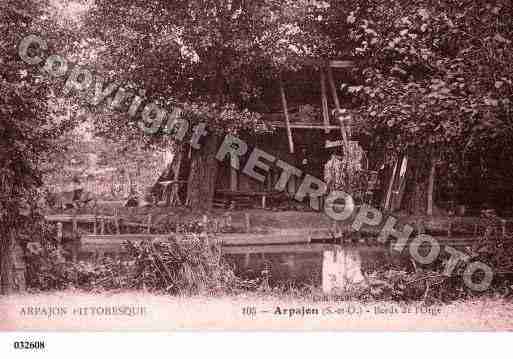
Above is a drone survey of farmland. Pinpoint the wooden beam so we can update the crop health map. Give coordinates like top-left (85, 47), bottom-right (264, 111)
top-left (320, 70), bottom-right (330, 134)
top-left (384, 158), bottom-right (398, 211)
top-left (326, 66), bottom-right (349, 153)
top-left (283, 57), bottom-right (356, 68)
top-left (269, 123), bottom-right (342, 130)
top-left (244, 213), bottom-right (251, 233)
top-left (326, 66), bottom-right (341, 110)
top-left (328, 60), bottom-right (355, 68)
top-left (57, 222), bottom-right (63, 243)
top-left (392, 156), bottom-right (408, 211)
top-left (279, 78), bottom-right (295, 154)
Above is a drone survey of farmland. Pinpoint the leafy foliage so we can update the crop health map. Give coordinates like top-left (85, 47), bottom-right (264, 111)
top-left (26, 232), bottom-right (242, 295)
top-left (319, 0), bottom-right (513, 171)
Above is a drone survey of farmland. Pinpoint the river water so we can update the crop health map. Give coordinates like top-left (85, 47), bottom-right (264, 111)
top-left (223, 244), bottom-right (409, 292)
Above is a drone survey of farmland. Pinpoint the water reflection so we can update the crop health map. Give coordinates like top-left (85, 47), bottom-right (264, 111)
top-left (322, 247), bottom-right (365, 293)
top-left (223, 244), bottom-right (399, 293)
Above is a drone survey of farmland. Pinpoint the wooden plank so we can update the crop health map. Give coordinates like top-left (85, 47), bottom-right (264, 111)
top-left (277, 57), bottom-right (355, 68)
top-left (384, 158), bottom-right (399, 211)
top-left (46, 214), bottom-right (115, 222)
top-left (84, 234), bottom-right (161, 241)
top-left (392, 155), bottom-right (408, 211)
top-left (329, 60), bottom-right (355, 68)
top-left (320, 70), bottom-right (330, 134)
top-left (222, 233), bottom-right (309, 246)
top-left (79, 232), bottom-right (507, 255)
top-left (82, 232), bottom-right (310, 247)
top-left (268, 123), bottom-right (343, 130)
top-left (279, 78), bottom-right (295, 154)
top-left (216, 189), bottom-right (283, 197)
top-left (223, 243), bottom-right (384, 255)
top-left (45, 214), bottom-right (153, 228)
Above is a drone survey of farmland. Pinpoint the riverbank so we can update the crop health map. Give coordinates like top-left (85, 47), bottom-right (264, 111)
top-left (1, 291), bottom-right (512, 331)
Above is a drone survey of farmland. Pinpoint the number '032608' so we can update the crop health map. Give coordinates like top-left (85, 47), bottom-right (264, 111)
top-left (13, 341), bottom-right (45, 350)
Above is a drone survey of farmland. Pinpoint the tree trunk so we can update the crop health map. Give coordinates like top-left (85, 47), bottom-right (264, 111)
top-left (0, 234), bottom-right (13, 295)
top-left (186, 134), bottom-right (220, 212)
top-left (401, 150), bottom-right (432, 215)
top-left (0, 230), bottom-right (25, 295)
top-left (427, 158), bottom-right (436, 216)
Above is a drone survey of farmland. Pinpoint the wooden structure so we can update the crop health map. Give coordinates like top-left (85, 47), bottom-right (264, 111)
top-left (213, 60), bottom-right (373, 209)
top-left (145, 58), bottom-right (405, 212)
top-left (43, 209), bottom-right (513, 260)
top-left (140, 59), bottom-right (375, 210)
top-left (76, 221), bottom-right (513, 256)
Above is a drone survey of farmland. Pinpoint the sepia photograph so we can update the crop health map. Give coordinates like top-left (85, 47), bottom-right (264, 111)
top-left (1, 0), bottom-right (513, 347)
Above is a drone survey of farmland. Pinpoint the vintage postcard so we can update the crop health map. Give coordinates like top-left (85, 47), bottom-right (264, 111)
top-left (1, 0), bottom-right (513, 336)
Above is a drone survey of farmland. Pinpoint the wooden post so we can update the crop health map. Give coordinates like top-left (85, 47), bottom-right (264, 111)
top-left (326, 66), bottom-right (349, 153)
top-left (279, 78), bottom-right (294, 154)
top-left (100, 218), bottom-right (105, 235)
top-left (326, 66), bottom-right (341, 109)
top-left (230, 157), bottom-right (238, 191)
top-left (93, 207), bottom-right (97, 235)
top-left (320, 70), bottom-right (330, 134)
top-left (72, 236), bottom-right (79, 262)
top-left (72, 216), bottom-right (78, 234)
top-left (244, 212), bottom-right (251, 233)
top-left (501, 219), bottom-right (507, 237)
top-left (57, 222), bottom-right (63, 244)
top-left (114, 208), bottom-right (120, 235)
top-left (146, 214), bottom-right (152, 234)
top-left (427, 157), bottom-right (436, 216)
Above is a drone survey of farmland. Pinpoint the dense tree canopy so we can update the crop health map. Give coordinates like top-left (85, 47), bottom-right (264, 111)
top-left (2, 0), bottom-right (513, 293)
top-left (312, 0), bottom-right (513, 212)
top-left (0, 0), bottom-right (65, 293)
top-left (318, 1), bottom-right (512, 150)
